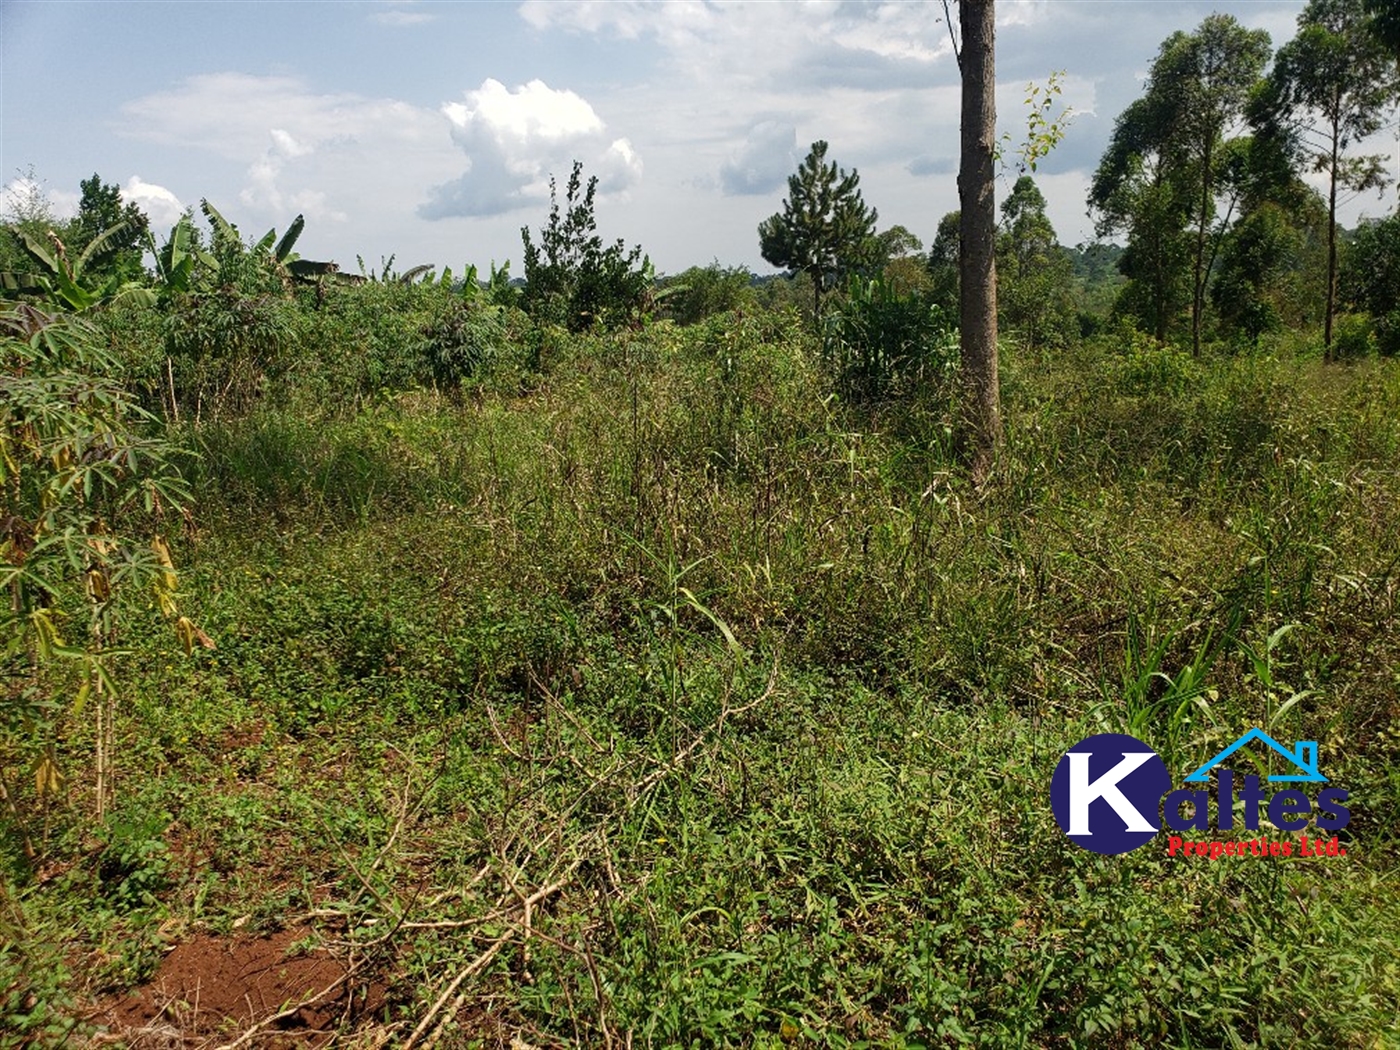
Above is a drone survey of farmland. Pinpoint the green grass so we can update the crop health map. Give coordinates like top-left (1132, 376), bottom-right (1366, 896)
top-left (3, 318), bottom-right (1399, 1047)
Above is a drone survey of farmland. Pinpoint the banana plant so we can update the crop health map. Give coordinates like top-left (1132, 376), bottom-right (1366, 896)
top-left (145, 216), bottom-right (204, 299)
top-left (200, 200), bottom-right (308, 290)
top-left (2, 223), bottom-right (152, 311)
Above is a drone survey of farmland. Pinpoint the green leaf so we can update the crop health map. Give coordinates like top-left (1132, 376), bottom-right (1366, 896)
top-left (274, 214), bottom-right (305, 261)
top-left (74, 220), bottom-right (132, 275)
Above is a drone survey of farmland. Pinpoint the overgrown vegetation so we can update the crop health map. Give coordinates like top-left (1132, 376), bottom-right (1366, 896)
top-left (2, 9), bottom-right (1400, 1037)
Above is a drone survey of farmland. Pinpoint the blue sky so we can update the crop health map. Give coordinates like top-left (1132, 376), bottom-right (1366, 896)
top-left (3, 1), bottom-right (1394, 276)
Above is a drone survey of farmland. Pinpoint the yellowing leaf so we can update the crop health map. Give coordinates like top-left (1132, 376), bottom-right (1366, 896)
top-left (175, 616), bottom-right (215, 656)
top-left (33, 749), bottom-right (64, 797)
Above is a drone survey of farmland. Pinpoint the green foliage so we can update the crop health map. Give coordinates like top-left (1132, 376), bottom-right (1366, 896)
top-left (1, 304), bottom-right (192, 835)
top-left (1091, 15), bottom-right (1273, 348)
top-left (421, 297), bottom-right (510, 385)
top-left (1211, 202), bottom-right (1300, 345)
top-left (658, 262), bottom-right (755, 326)
top-left (924, 210), bottom-right (961, 321)
top-left (1111, 334), bottom-right (1205, 396)
top-left (96, 812), bottom-right (171, 913)
top-left (1342, 211), bottom-right (1400, 335)
top-left (758, 140), bottom-right (878, 318)
top-left (70, 175), bottom-right (149, 284)
top-left (163, 287), bottom-right (298, 419)
top-left (1365, 0), bottom-right (1400, 56)
top-left (1256, 0), bottom-right (1398, 351)
top-left (520, 161), bottom-right (651, 332)
top-left (1010, 71), bottom-right (1074, 174)
top-left (1331, 312), bottom-right (1376, 358)
top-left (822, 275), bottom-right (956, 399)
top-left (997, 176), bottom-right (1077, 351)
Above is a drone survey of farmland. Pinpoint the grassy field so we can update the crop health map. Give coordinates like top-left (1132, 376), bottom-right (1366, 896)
top-left (4, 314), bottom-right (1400, 1047)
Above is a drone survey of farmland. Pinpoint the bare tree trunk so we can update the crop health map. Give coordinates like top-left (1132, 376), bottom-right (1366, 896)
top-left (1324, 114), bottom-right (1340, 359)
top-left (1192, 137), bottom-right (1213, 357)
top-left (959, 0), bottom-right (1000, 482)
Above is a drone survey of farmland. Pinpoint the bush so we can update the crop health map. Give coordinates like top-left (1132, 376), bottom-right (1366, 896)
top-left (163, 288), bottom-right (298, 419)
top-left (821, 275), bottom-right (956, 399)
top-left (658, 262), bottom-right (754, 326)
top-left (520, 162), bottom-right (651, 332)
top-left (1331, 313), bottom-right (1375, 360)
top-left (422, 299), bottom-right (509, 385)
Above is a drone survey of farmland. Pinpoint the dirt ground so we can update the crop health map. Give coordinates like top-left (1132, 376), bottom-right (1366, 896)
top-left (92, 927), bottom-right (387, 1048)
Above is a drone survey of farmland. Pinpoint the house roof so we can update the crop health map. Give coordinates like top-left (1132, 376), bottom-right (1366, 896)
top-left (1182, 728), bottom-right (1327, 784)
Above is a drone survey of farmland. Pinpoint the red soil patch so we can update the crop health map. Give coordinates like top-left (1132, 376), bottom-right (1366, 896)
top-left (95, 927), bottom-right (386, 1047)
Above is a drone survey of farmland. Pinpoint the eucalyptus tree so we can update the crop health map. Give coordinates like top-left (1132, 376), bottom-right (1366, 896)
top-left (1091, 15), bottom-right (1271, 353)
top-left (1255, 0), bottom-right (1398, 354)
top-left (957, 0), bottom-right (1000, 479)
top-left (758, 140), bottom-right (878, 320)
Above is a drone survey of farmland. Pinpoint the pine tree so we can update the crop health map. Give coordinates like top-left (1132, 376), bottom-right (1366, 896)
top-left (758, 141), bottom-right (877, 320)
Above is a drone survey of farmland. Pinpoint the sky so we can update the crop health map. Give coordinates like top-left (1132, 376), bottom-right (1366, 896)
top-left (2, 0), bottom-right (1397, 277)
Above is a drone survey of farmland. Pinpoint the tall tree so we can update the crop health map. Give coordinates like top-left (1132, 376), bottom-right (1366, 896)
top-left (70, 173), bottom-right (149, 282)
top-left (1090, 94), bottom-right (1193, 342)
top-left (1256, 0), bottom-right (1398, 355)
top-left (997, 175), bottom-right (1076, 351)
top-left (758, 140), bottom-right (878, 320)
top-left (958, 0), bottom-right (999, 480)
top-left (925, 210), bottom-right (961, 319)
top-left (1090, 16), bottom-right (1271, 353)
top-left (1364, 0), bottom-right (1400, 60)
top-left (1176, 17), bottom-right (1272, 355)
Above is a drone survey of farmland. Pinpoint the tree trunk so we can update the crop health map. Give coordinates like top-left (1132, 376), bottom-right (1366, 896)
top-left (1192, 137), bottom-right (1212, 357)
top-left (958, 0), bottom-right (1000, 482)
top-left (1324, 111), bottom-right (1340, 360)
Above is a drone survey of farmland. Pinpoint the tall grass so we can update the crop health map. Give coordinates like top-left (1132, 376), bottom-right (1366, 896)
top-left (5, 314), bottom-right (1399, 1046)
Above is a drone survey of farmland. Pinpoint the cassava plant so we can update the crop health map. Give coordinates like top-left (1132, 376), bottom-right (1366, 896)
top-left (1, 305), bottom-right (205, 847)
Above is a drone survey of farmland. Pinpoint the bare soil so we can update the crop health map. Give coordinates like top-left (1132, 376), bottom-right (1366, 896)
top-left (93, 927), bottom-right (386, 1048)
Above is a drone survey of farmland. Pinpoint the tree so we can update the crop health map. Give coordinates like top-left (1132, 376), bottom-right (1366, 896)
top-left (1210, 202), bottom-right (1299, 346)
top-left (521, 161), bottom-right (651, 332)
top-left (1341, 210), bottom-right (1400, 353)
top-left (997, 176), bottom-right (1075, 351)
top-left (958, 0), bottom-right (1000, 479)
top-left (70, 174), bottom-right (149, 283)
top-left (758, 141), bottom-right (878, 320)
top-left (1364, 0), bottom-right (1400, 60)
top-left (1090, 94), bottom-right (1194, 342)
top-left (1090, 16), bottom-right (1271, 353)
top-left (925, 210), bottom-right (961, 319)
top-left (1256, 0), bottom-right (1398, 355)
top-left (869, 224), bottom-right (931, 296)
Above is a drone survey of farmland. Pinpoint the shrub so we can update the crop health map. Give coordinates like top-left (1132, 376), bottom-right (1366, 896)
top-left (1331, 313), bottom-right (1375, 360)
top-left (422, 299), bottom-right (509, 385)
top-left (520, 162), bottom-right (651, 332)
top-left (658, 262), bottom-right (754, 326)
top-left (821, 275), bottom-right (956, 399)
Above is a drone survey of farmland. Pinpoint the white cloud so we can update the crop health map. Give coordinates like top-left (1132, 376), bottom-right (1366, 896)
top-left (119, 74), bottom-right (448, 231)
top-left (1, 175), bottom-right (78, 223)
top-left (520, 1), bottom-right (951, 86)
top-left (123, 176), bottom-right (184, 229)
top-left (421, 78), bottom-right (641, 219)
top-left (998, 0), bottom-right (1051, 29)
top-left (720, 121), bottom-right (797, 196)
top-left (371, 9), bottom-right (435, 26)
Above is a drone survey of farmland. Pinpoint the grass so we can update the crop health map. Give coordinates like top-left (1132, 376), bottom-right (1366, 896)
top-left (3, 316), bottom-right (1399, 1047)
